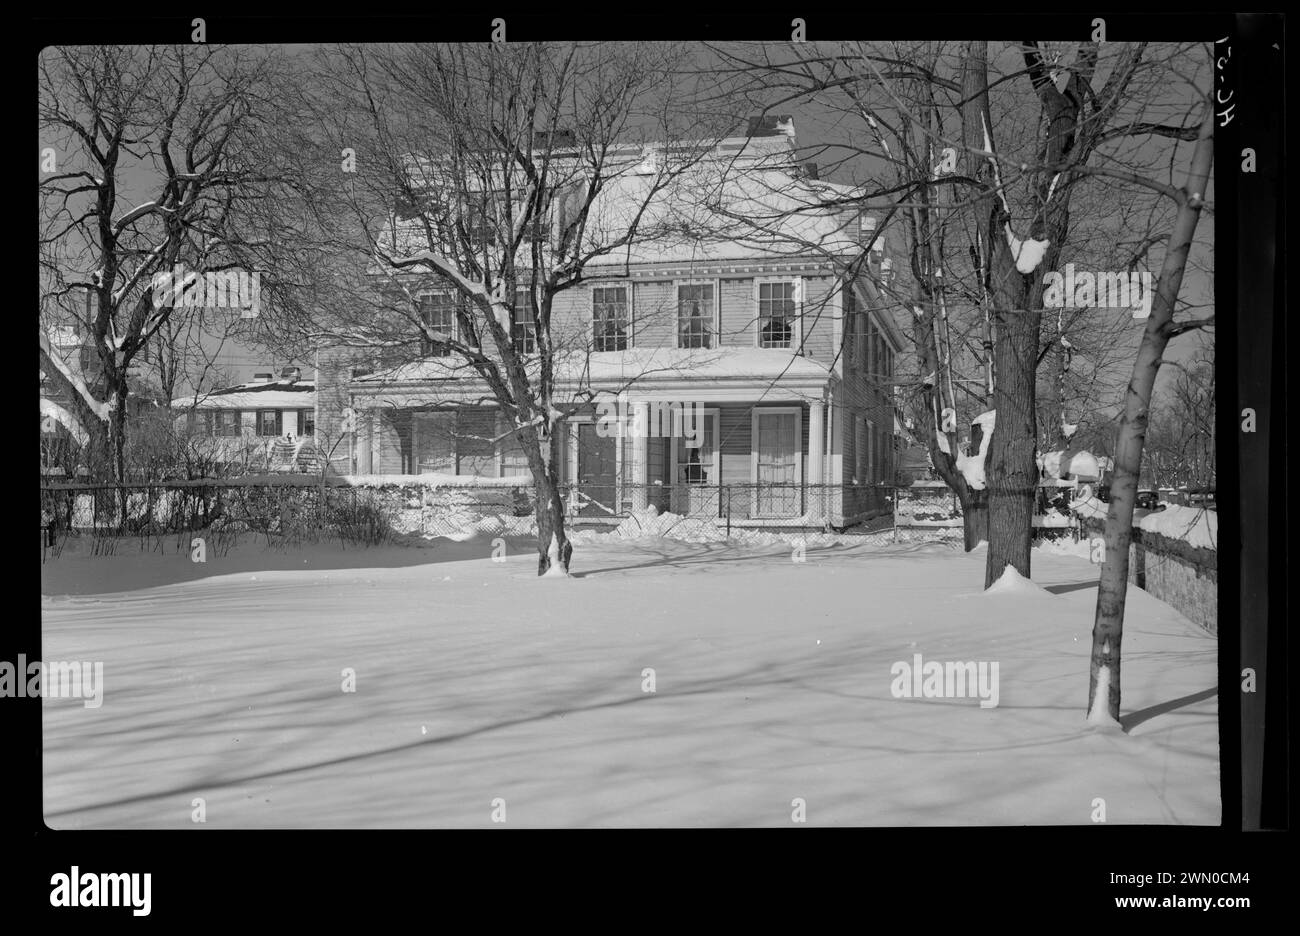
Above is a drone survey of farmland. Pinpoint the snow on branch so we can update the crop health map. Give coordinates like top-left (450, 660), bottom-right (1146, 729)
top-left (40, 398), bottom-right (88, 444)
top-left (112, 200), bottom-right (173, 235)
top-left (980, 113), bottom-right (1011, 216)
top-left (980, 114), bottom-right (1053, 274)
top-left (377, 247), bottom-right (513, 332)
top-left (1004, 227), bottom-right (1051, 274)
top-left (956, 410), bottom-right (996, 490)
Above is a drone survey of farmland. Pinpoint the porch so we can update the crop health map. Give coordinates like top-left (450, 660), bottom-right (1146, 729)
top-left (349, 398), bottom-right (876, 526)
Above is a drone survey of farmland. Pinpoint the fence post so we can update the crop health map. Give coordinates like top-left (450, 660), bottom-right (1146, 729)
top-left (725, 485), bottom-right (731, 539)
top-left (893, 488), bottom-right (899, 545)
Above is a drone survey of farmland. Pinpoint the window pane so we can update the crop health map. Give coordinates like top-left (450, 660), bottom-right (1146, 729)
top-left (759, 281), bottom-right (796, 348)
top-left (500, 429), bottom-right (531, 477)
top-left (677, 284), bottom-right (713, 349)
top-left (465, 200), bottom-right (496, 247)
top-left (513, 291), bottom-right (537, 355)
top-left (675, 412), bottom-right (715, 484)
top-left (420, 293), bottom-right (458, 356)
top-left (592, 286), bottom-right (628, 352)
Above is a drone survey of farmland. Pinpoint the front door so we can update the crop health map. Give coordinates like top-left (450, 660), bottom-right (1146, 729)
top-left (754, 410), bottom-right (801, 517)
top-left (576, 424), bottom-right (618, 517)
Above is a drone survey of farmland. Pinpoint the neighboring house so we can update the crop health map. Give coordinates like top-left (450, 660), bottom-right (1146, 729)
top-left (177, 367), bottom-right (318, 472)
top-left (40, 324), bottom-right (93, 476)
top-left (40, 318), bottom-right (158, 476)
top-left (319, 116), bottom-right (906, 526)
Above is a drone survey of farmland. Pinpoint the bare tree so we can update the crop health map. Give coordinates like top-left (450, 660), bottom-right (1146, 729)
top-left (706, 40), bottom-right (1195, 565)
top-left (263, 42), bottom-right (721, 575)
top-left (39, 45), bottom-right (282, 485)
top-left (1087, 100), bottom-right (1214, 723)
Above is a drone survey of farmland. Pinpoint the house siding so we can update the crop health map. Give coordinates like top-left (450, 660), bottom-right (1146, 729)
top-left (835, 278), bottom-right (899, 521)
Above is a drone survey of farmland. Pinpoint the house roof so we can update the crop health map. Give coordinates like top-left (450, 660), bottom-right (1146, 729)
top-left (385, 117), bottom-right (876, 270)
top-left (573, 164), bottom-right (868, 269)
top-left (178, 378), bottom-right (316, 411)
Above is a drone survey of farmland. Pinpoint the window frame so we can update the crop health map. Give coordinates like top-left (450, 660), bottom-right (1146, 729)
top-left (749, 406), bottom-right (804, 486)
top-left (753, 276), bottom-right (803, 350)
top-left (855, 416), bottom-right (867, 484)
top-left (867, 419), bottom-right (877, 483)
top-left (674, 280), bottom-right (718, 350)
top-left (668, 407), bottom-right (721, 486)
top-left (590, 283), bottom-right (631, 352)
top-left (497, 411), bottom-right (531, 478)
top-left (512, 289), bottom-right (538, 356)
top-left (843, 283), bottom-right (858, 366)
top-left (256, 409), bottom-right (282, 438)
top-left (417, 291), bottom-right (461, 357)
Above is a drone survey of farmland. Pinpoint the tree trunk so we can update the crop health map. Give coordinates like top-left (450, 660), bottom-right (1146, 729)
top-left (110, 383), bottom-right (130, 520)
top-left (528, 423), bottom-right (573, 577)
top-left (1087, 110), bottom-right (1214, 723)
top-left (961, 489), bottom-right (989, 551)
top-left (984, 303), bottom-right (1039, 587)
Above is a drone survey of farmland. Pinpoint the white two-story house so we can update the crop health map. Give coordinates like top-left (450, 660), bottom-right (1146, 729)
top-left (318, 117), bottom-right (906, 526)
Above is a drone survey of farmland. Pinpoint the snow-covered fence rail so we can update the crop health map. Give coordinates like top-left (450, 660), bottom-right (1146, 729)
top-left (1079, 506), bottom-right (1217, 635)
top-left (41, 479), bottom-right (942, 552)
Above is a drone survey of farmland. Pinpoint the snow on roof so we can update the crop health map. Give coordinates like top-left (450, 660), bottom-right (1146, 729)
top-left (384, 133), bottom-right (873, 273)
top-left (580, 165), bottom-right (866, 268)
top-left (353, 347), bottom-right (832, 388)
top-left (177, 379), bottom-right (316, 410)
top-left (210, 378), bottom-right (315, 396)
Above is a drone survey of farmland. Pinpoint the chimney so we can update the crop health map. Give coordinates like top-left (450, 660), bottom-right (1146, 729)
top-left (803, 162), bottom-right (819, 180)
top-left (252, 372), bottom-right (273, 383)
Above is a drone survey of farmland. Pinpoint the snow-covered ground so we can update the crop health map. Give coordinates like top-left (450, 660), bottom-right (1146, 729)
top-left (40, 535), bottom-right (1218, 828)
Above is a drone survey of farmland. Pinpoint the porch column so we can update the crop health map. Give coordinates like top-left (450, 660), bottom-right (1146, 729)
top-left (632, 402), bottom-right (649, 511)
top-left (808, 399), bottom-right (825, 520)
top-left (410, 412), bottom-right (420, 475)
top-left (363, 408), bottom-right (377, 475)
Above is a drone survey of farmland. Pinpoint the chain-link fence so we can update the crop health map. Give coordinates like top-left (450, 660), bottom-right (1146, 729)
top-left (41, 479), bottom-right (980, 558)
top-left (40, 482), bottom-right (399, 558)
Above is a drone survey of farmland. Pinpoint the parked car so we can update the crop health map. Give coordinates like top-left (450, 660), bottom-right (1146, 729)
top-left (1135, 489), bottom-right (1163, 511)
